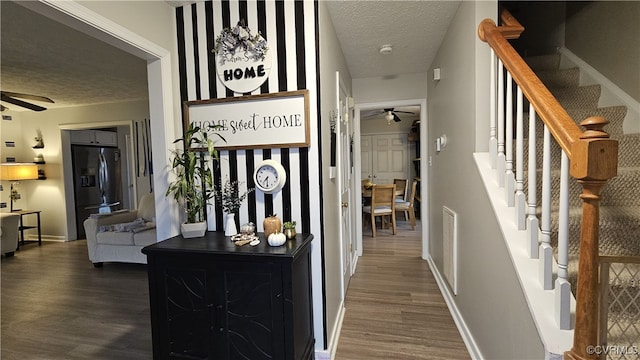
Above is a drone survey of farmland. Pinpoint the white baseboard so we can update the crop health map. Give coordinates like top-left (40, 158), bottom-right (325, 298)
top-left (315, 302), bottom-right (345, 360)
top-left (426, 255), bottom-right (483, 360)
top-left (24, 235), bottom-right (66, 242)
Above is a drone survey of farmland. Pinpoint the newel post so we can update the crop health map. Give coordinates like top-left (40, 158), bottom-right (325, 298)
top-left (565, 117), bottom-right (618, 360)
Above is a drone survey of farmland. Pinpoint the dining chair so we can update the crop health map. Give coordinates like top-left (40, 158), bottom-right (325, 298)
top-left (396, 180), bottom-right (417, 230)
top-left (362, 184), bottom-right (396, 237)
top-left (393, 178), bottom-right (407, 201)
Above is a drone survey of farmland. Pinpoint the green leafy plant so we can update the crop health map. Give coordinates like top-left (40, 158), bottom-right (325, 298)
top-left (283, 221), bottom-right (296, 230)
top-left (166, 123), bottom-right (224, 223)
top-left (216, 176), bottom-right (254, 214)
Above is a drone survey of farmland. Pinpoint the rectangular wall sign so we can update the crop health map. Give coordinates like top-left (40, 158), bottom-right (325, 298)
top-left (184, 90), bottom-right (310, 150)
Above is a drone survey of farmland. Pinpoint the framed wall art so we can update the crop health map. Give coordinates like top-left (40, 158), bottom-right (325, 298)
top-left (184, 90), bottom-right (310, 150)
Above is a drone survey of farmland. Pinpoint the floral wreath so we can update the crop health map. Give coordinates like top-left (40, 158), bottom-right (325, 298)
top-left (213, 20), bottom-right (268, 65)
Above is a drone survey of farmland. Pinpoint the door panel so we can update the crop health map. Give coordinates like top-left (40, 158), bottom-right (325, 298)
top-left (365, 133), bottom-right (408, 185)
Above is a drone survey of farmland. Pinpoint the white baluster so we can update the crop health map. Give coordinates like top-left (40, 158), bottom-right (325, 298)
top-left (556, 151), bottom-right (572, 330)
top-left (539, 125), bottom-right (553, 290)
top-left (515, 85), bottom-right (526, 229)
top-left (497, 59), bottom-right (505, 187)
top-left (490, 50), bottom-right (497, 169)
top-left (505, 71), bottom-right (515, 206)
top-left (527, 105), bottom-right (539, 259)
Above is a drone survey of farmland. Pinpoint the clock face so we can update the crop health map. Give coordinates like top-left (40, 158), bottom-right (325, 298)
top-left (255, 165), bottom-right (279, 189)
top-left (253, 160), bottom-right (286, 194)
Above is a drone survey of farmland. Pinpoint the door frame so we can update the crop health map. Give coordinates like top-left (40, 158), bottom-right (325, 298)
top-left (354, 98), bottom-right (429, 260)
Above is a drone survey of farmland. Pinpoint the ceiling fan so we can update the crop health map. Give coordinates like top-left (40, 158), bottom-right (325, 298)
top-left (362, 108), bottom-right (415, 124)
top-left (0, 91), bottom-right (55, 112)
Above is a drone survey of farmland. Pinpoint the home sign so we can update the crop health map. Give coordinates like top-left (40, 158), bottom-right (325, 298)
top-left (214, 21), bottom-right (272, 93)
top-left (184, 90), bottom-right (310, 150)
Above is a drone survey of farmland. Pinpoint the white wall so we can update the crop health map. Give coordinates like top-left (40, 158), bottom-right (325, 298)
top-left (3, 100), bottom-right (150, 240)
top-left (354, 72), bottom-right (428, 104)
top-left (318, 1), bottom-right (353, 354)
top-left (427, 2), bottom-right (545, 358)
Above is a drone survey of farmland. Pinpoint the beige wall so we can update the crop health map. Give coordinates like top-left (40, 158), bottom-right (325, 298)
top-left (318, 1), bottom-right (353, 351)
top-left (565, 1), bottom-right (640, 102)
top-left (1, 100), bottom-right (151, 239)
top-left (427, 1), bottom-right (545, 358)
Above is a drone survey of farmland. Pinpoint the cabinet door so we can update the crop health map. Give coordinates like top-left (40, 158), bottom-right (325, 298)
top-left (70, 130), bottom-right (95, 145)
top-left (94, 130), bottom-right (117, 146)
top-left (162, 266), bottom-right (213, 360)
top-left (214, 261), bottom-right (285, 360)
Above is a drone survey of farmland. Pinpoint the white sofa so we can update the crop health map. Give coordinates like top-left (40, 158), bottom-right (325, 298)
top-left (1, 213), bottom-right (20, 257)
top-left (83, 192), bottom-right (157, 267)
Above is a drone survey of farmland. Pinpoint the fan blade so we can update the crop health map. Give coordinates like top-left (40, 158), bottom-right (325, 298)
top-left (393, 110), bottom-right (414, 114)
top-left (0, 104), bottom-right (7, 112)
top-left (0, 91), bottom-right (54, 104)
top-left (393, 113), bottom-right (402, 122)
top-left (1, 93), bottom-right (47, 111)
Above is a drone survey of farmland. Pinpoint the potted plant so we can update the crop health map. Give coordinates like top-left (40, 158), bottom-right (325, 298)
top-left (217, 176), bottom-right (254, 236)
top-left (283, 221), bottom-right (297, 239)
top-left (166, 123), bottom-right (224, 238)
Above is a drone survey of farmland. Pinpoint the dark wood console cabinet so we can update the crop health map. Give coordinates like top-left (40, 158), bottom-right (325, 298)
top-left (142, 232), bottom-right (314, 360)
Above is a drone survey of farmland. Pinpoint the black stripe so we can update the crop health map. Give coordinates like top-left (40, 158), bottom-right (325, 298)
top-left (213, 158), bottom-right (223, 230)
top-left (239, 0), bottom-right (248, 25)
top-left (262, 149), bottom-right (273, 216)
top-left (281, 148), bottom-right (291, 221)
top-left (205, 1), bottom-right (217, 99)
top-left (191, 3), bottom-right (201, 100)
top-left (221, 0), bottom-right (234, 97)
top-left (176, 7), bottom-right (188, 112)
top-left (229, 150), bottom-right (239, 228)
top-left (299, 148), bottom-right (310, 233)
top-left (313, 0), bottom-right (327, 349)
top-left (275, 0), bottom-right (287, 92)
top-left (246, 149), bottom-right (257, 223)
top-left (257, 0), bottom-right (269, 94)
top-left (294, 1), bottom-right (306, 90)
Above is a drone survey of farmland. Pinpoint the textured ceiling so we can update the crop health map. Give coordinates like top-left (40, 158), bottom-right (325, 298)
top-left (0, 1), bottom-right (460, 112)
top-left (0, 1), bottom-right (148, 111)
top-left (325, 0), bottom-right (461, 79)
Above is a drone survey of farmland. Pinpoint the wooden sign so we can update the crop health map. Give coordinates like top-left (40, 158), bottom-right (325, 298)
top-left (184, 90), bottom-right (310, 150)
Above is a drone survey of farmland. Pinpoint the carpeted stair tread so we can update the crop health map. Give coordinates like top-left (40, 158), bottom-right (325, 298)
top-left (535, 67), bottom-right (580, 89)
top-left (549, 84), bottom-right (601, 109)
top-left (522, 106), bottom-right (627, 139)
top-left (525, 54), bottom-right (561, 71)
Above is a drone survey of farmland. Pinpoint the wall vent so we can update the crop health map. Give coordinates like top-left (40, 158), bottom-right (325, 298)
top-left (443, 206), bottom-right (458, 295)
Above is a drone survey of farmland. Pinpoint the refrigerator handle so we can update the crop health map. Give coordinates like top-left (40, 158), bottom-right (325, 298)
top-left (98, 152), bottom-right (107, 203)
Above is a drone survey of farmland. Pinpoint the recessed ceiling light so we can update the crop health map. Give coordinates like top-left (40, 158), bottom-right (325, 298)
top-left (379, 44), bottom-right (392, 55)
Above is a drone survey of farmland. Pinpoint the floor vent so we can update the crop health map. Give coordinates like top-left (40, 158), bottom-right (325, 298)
top-left (443, 206), bottom-right (458, 295)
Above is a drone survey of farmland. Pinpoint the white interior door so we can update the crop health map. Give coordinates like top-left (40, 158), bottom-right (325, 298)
top-left (361, 134), bottom-right (408, 185)
top-left (337, 72), bottom-right (354, 297)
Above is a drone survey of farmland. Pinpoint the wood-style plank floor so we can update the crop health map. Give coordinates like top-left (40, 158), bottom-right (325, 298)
top-left (1, 220), bottom-right (469, 360)
top-left (1, 241), bottom-right (152, 360)
top-left (335, 220), bottom-right (471, 360)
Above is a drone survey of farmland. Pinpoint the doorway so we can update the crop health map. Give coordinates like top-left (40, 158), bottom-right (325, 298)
top-left (354, 99), bottom-right (429, 260)
top-left (23, 1), bottom-right (175, 241)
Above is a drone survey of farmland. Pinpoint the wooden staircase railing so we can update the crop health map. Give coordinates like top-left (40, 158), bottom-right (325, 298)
top-left (478, 9), bottom-right (619, 360)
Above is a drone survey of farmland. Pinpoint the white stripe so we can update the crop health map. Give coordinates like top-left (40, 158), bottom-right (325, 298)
top-left (182, 6), bottom-right (197, 100)
top-left (196, 2), bottom-right (210, 100)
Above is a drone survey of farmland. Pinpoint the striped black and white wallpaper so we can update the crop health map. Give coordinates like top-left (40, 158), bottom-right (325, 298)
top-left (175, 0), bottom-right (323, 238)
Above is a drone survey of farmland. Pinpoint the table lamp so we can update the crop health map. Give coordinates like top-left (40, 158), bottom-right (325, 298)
top-left (0, 163), bottom-right (39, 211)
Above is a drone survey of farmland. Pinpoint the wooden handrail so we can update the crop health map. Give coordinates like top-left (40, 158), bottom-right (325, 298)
top-left (479, 8), bottom-right (619, 360)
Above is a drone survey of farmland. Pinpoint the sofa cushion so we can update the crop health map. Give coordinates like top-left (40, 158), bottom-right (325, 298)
top-left (96, 231), bottom-right (134, 246)
top-left (133, 228), bottom-right (157, 246)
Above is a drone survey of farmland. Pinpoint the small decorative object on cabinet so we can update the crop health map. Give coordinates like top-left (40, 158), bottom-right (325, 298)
top-left (283, 221), bottom-right (297, 239)
top-left (142, 232), bottom-right (315, 360)
top-left (263, 214), bottom-right (282, 238)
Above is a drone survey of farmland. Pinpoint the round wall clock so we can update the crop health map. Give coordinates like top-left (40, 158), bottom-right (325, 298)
top-left (253, 159), bottom-right (287, 194)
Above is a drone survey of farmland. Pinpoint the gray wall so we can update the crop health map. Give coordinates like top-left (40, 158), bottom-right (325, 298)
top-left (565, 1), bottom-right (640, 102)
top-left (427, 2), bottom-right (545, 358)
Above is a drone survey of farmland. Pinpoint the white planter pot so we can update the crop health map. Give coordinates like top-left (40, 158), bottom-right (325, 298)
top-left (181, 222), bottom-right (207, 238)
top-left (224, 213), bottom-right (238, 237)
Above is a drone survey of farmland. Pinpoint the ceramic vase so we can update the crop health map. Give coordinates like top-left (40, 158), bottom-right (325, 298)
top-left (224, 213), bottom-right (238, 236)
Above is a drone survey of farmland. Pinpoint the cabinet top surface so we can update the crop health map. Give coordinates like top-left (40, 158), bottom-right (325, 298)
top-left (142, 232), bottom-right (313, 258)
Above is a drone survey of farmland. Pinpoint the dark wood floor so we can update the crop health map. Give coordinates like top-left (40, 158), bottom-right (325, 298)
top-left (335, 220), bottom-right (471, 359)
top-left (2, 221), bottom-right (469, 360)
top-left (1, 241), bottom-right (152, 360)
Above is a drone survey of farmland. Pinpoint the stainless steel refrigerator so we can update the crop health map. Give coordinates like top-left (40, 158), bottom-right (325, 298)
top-left (72, 145), bottom-right (122, 239)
